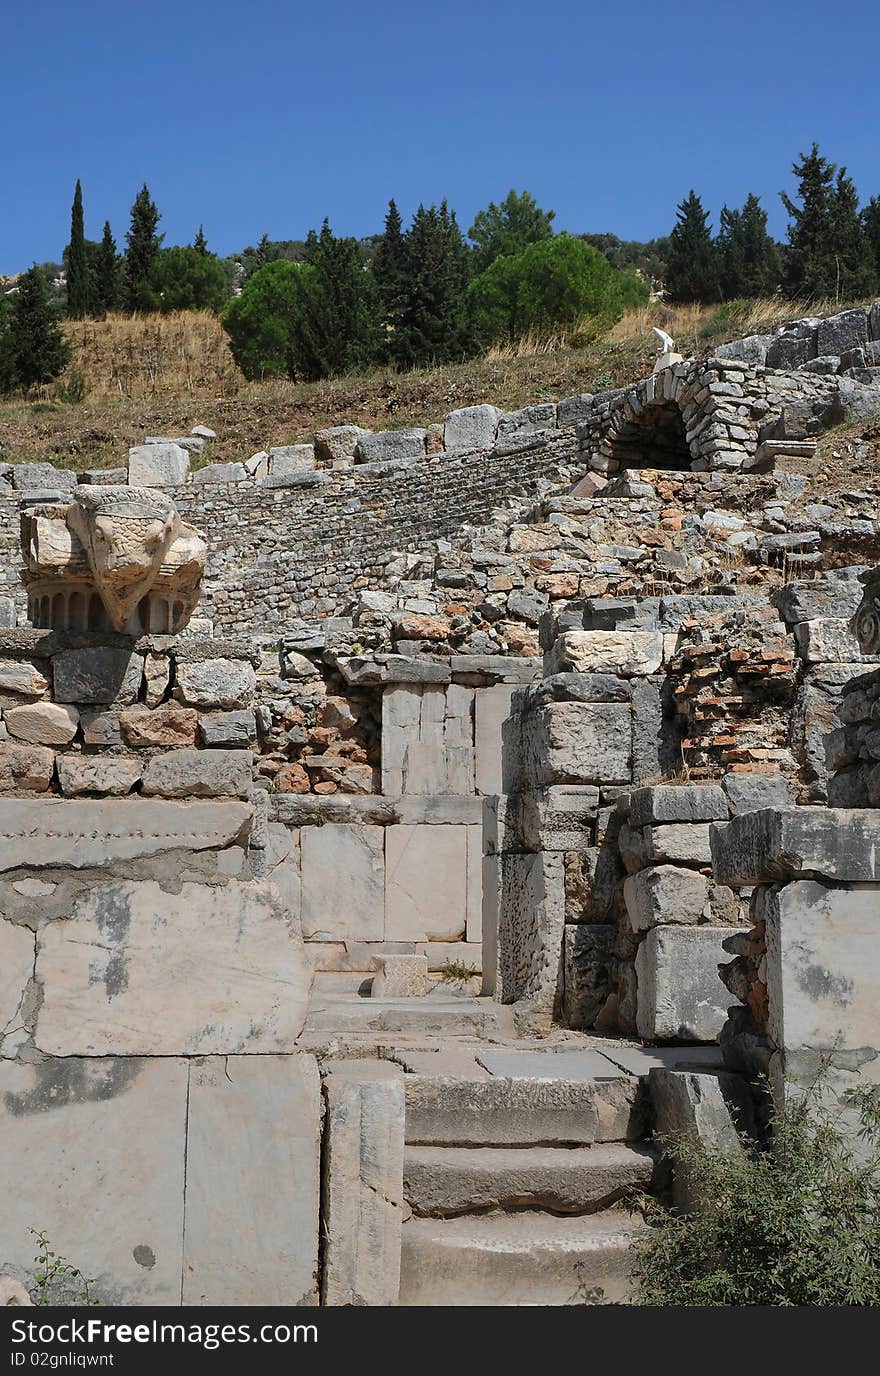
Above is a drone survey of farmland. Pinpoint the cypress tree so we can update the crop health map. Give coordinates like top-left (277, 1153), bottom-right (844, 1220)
top-left (124, 184), bottom-right (163, 312)
top-left (194, 225), bottom-right (208, 255)
top-left (830, 170), bottom-right (878, 299)
top-left (864, 196), bottom-right (880, 281)
top-left (665, 191), bottom-right (720, 304)
top-left (717, 194), bottom-right (781, 299)
top-left (291, 220), bottom-right (381, 379)
top-left (781, 144), bottom-right (838, 299)
top-left (9, 266), bottom-right (71, 390)
top-left (393, 202), bottom-right (474, 369)
top-left (93, 221), bottom-right (119, 316)
top-left (66, 179), bottom-right (91, 318)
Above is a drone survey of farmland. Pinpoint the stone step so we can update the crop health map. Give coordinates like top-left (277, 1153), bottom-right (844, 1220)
top-left (404, 1073), bottom-right (647, 1145)
top-left (398, 1210), bottom-right (646, 1305)
top-left (303, 993), bottom-right (504, 1036)
top-left (404, 1142), bottom-right (659, 1215)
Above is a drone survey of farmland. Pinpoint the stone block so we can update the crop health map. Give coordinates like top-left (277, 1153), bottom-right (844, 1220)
top-left (127, 442), bottom-right (190, 486)
top-left (649, 1068), bottom-right (751, 1209)
top-left (385, 824), bottom-right (467, 941)
top-left (0, 797), bottom-right (251, 870)
top-left (557, 393), bottom-right (595, 427)
top-left (628, 784), bottom-right (729, 828)
top-left (622, 822), bottom-right (713, 869)
top-left (11, 463), bottom-right (76, 491)
top-left (816, 308), bottom-right (869, 357)
top-left (624, 865), bottom-right (709, 931)
top-left (197, 710), bottom-right (257, 747)
top-left (371, 953), bottom-right (428, 997)
top-left (545, 630), bottom-right (663, 677)
top-left (53, 647), bottom-right (144, 705)
top-left (0, 1057), bottom-right (187, 1304)
top-left (57, 755), bottom-right (142, 797)
top-left (355, 428), bottom-right (427, 464)
top-left (0, 659), bottom-right (48, 697)
top-left (190, 461), bottom-right (246, 483)
top-left (314, 425), bottom-right (371, 464)
top-left (721, 771), bottom-right (793, 815)
top-left (772, 569), bottom-right (868, 624)
top-left (267, 444), bottom-right (317, 475)
top-left (3, 701), bottom-right (78, 745)
top-left (183, 1055), bottom-right (320, 1306)
top-left (0, 742), bottom-right (54, 792)
top-left (474, 683), bottom-right (516, 795)
top-left (635, 924), bottom-right (744, 1041)
top-left (80, 708), bottom-right (123, 747)
top-left (710, 807), bottom-right (880, 884)
top-left (517, 785), bottom-right (600, 850)
top-left (522, 701), bottom-right (632, 787)
top-left (119, 702), bottom-right (199, 747)
top-left (563, 924), bottom-right (615, 1029)
top-left (794, 617), bottom-right (864, 663)
top-left (301, 823), bottom-right (384, 940)
top-left (141, 748), bottom-right (252, 799)
top-left (322, 1061), bottom-right (405, 1307)
top-left (443, 404), bottom-right (502, 452)
top-left (498, 850), bottom-right (565, 1017)
top-left (35, 878), bottom-right (309, 1055)
top-left (496, 403), bottom-right (558, 445)
top-left (175, 658), bottom-right (256, 709)
top-left (0, 919), bottom-right (35, 1057)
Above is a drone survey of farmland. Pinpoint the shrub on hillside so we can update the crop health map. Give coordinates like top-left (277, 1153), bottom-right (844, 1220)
top-left (469, 235), bottom-right (649, 347)
top-left (153, 246), bottom-right (229, 314)
top-left (631, 1077), bottom-right (880, 1306)
top-left (221, 259), bottom-right (307, 379)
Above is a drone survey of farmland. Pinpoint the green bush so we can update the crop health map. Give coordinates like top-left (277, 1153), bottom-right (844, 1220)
top-left (699, 298), bottom-right (751, 340)
top-left (631, 1077), bottom-right (880, 1306)
top-left (221, 259), bottom-right (308, 380)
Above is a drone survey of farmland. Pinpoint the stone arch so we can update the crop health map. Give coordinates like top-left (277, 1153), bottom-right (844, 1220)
top-left (606, 398), bottom-right (692, 469)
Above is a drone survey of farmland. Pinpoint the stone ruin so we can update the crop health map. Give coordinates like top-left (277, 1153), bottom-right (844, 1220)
top-left (0, 302), bottom-right (878, 1305)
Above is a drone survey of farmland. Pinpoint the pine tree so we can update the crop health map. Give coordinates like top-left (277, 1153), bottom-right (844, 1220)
top-left (864, 197), bottom-right (880, 281)
top-left (373, 199), bottom-right (407, 356)
top-left (93, 222), bottom-right (119, 316)
top-left (830, 169), bottom-right (878, 299)
top-left (468, 189), bottom-right (555, 272)
top-left (291, 220), bottom-right (381, 379)
top-left (664, 191), bottom-right (720, 304)
top-left (393, 202), bottom-right (474, 369)
top-left (9, 266), bottom-right (71, 390)
top-left (717, 194), bottom-right (781, 299)
top-left (66, 179), bottom-right (91, 318)
top-left (194, 225), bottom-right (208, 255)
top-left (124, 184), bottom-right (163, 312)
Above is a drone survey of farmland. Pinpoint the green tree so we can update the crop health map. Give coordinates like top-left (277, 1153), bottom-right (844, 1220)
top-left (864, 196), bottom-right (880, 280)
top-left (781, 144), bottom-right (876, 300)
top-left (0, 292), bottom-right (15, 393)
top-left (830, 169), bottom-right (878, 299)
top-left (665, 190), bottom-right (720, 304)
top-left (291, 219), bottom-right (382, 379)
top-left (717, 194), bottom-right (782, 299)
top-left (124, 184), bottom-right (163, 312)
top-left (153, 245), bottom-right (229, 313)
top-left (469, 234), bottom-right (648, 346)
top-left (93, 222), bottom-right (119, 316)
top-left (66, 179), bottom-right (91, 319)
top-left (194, 225), bottom-right (208, 256)
top-left (221, 258), bottom-right (307, 379)
top-left (393, 202), bottom-right (474, 369)
top-left (373, 199), bottom-right (407, 356)
top-left (7, 266), bottom-right (71, 391)
top-left (468, 189), bottom-right (555, 272)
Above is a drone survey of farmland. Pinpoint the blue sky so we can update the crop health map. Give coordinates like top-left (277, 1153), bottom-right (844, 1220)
top-left (2, 0), bottom-right (878, 274)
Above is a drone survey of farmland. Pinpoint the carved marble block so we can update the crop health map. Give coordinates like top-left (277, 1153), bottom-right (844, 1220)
top-left (854, 567), bottom-right (880, 656)
top-left (21, 486), bottom-right (207, 634)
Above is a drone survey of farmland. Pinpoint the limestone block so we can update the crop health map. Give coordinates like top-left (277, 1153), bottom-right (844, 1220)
top-left (635, 925), bottom-right (744, 1041)
top-left (0, 742), bottom-right (54, 792)
top-left (649, 1068), bottom-right (751, 1209)
top-left (175, 657), bottom-right (256, 709)
top-left (144, 651), bottom-right (171, 707)
top-left (385, 824), bottom-right (467, 941)
top-left (772, 569), bottom-right (868, 624)
top-left (3, 701), bottom-right (78, 746)
top-left (0, 1057), bottom-right (187, 1304)
top-left (546, 630), bottom-right (663, 677)
top-left (0, 919), bottom-right (35, 1056)
top-left (371, 953), bottom-right (428, 997)
top-left (710, 807), bottom-right (880, 885)
top-left (816, 308), bottom-right (869, 356)
top-left (80, 708), bottom-right (123, 747)
top-left (267, 444), bottom-right (316, 475)
top-left (563, 924), bottom-right (615, 1029)
top-left (314, 425), bottom-right (371, 464)
top-left (189, 460), bottom-right (246, 484)
top-left (198, 710), bottom-right (257, 747)
top-left (183, 1055), bottom-right (320, 1306)
top-left (301, 823), bottom-right (384, 940)
top-left (721, 771), bottom-right (793, 815)
top-left (141, 748), bottom-right (252, 799)
top-left (0, 660), bottom-right (48, 697)
top-left (322, 1061), bottom-right (405, 1306)
top-left (403, 742), bottom-right (448, 794)
top-left (119, 702), bottom-right (199, 747)
top-left (355, 429), bottom-right (427, 464)
top-left (557, 393), bottom-right (595, 427)
top-left (622, 822), bottom-right (713, 870)
top-left (628, 784), bottom-right (729, 828)
top-left (11, 462), bottom-right (76, 491)
top-left (522, 702), bottom-right (632, 787)
top-left (624, 865), bottom-right (710, 931)
top-left (517, 786), bottom-right (600, 851)
top-left (0, 1277), bottom-right (32, 1306)
top-left (443, 404), bottom-right (502, 452)
top-left (466, 823), bottom-right (482, 942)
top-left (128, 442), bottom-right (190, 486)
top-left (35, 878), bottom-right (309, 1055)
top-left (381, 682), bottom-right (422, 794)
top-left (57, 755), bottom-right (142, 797)
top-left (482, 851), bottom-right (501, 997)
top-left (498, 850), bottom-right (565, 1016)
top-left (474, 684), bottom-right (516, 795)
top-left (794, 617), bottom-right (864, 664)
top-left (53, 647), bottom-right (144, 705)
top-left (496, 403), bottom-right (558, 446)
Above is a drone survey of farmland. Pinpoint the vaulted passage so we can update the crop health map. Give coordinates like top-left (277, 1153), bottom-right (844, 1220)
top-left (607, 401), bottom-right (692, 470)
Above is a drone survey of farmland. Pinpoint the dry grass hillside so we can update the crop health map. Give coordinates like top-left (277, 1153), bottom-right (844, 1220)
top-left (0, 299), bottom-right (877, 475)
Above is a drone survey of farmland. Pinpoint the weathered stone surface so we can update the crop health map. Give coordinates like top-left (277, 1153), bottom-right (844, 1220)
top-left (35, 878), bottom-right (309, 1055)
top-left (144, 651), bottom-right (171, 707)
top-left (546, 630), bottom-right (663, 677)
top-left (301, 823), bottom-right (384, 940)
top-left (3, 701), bottom-right (78, 745)
top-left (772, 569), bottom-right (868, 624)
top-left (0, 919), bottom-right (35, 1056)
top-left (183, 1055), bottom-right (320, 1306)
top-left (355, 429), bottom-right (427, 464)
top-left (649, 1068), bottom-right (751, 1209)
top-left (322, 1061), bottom-right (404, 1307)
top-left (0, 1276), bottom-right (32, 1305)
top-left (404, 1073), bottom-right (644, 1145)
top-left (0, 1057), bottom-right (188, 1304)
top-left (53, 647), bottom-right (144, 705)
top-left (57, 755), bottom-right (142, 797)
top-left (794, 617), bottom-right (863, 663)
top-left (11, 462), bottom-right (76, 492)
top-left (141, 748), bottom-right (252, 799)
top-left (119, 702), bottom-right (199, 747)
top-left (443, 405), bottom-right (503, 452)
top-left (516, 785), bottom-right (600, 850)
top-left (314, 425), bottom-right (371, 464)
top-left (498, 851), bottom-right (566, 1019)
top-left (267, 444), bottom-right (316, 475)
top-left (624, 864), bottom-right (709, 931)
top-left (522, 701), bottom-right (632, 786)
top-left (128, 442), bottom-right (190, 486)
top-left (198, 709), bottom-right (257, 747)
top-left (0, 743), bottom-right (54, 793)
top-left (710, 807), bottom-right (880, 884)
top-left (80, 708), bottom-right (123, 747)
top-left (622, 822), bottom-right (713, 870)
top-left (628, 784), bottom-right (728, 828)
top-left (562, 925), bottom-right (615, 1029)
top-left (190, 461), bottom-right (246, 484)
top-left (816, 308), bottom-right (869, 357)
top-left (175, 657), bottom-right (256, 709)
top-left (0, 659), bottom-right (48, 697)
top-left (385, 824), bottom-right (467, 941)
top-left (635, 925), bottom-right (744, 1041)
top-left (0, 797), bottom-right (251, 870)
top-left (371, 952), bottom-right (428, 997)
top-left (497, 403), bottom-right (558, 445)
top-left (721, 771), bottom-right (793, 815)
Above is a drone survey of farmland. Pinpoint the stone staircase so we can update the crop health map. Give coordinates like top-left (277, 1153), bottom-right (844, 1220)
top-left (394, 1043), bottom-right (718, 1305)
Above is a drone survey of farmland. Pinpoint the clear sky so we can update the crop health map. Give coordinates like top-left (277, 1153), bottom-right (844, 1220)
top-left (2, 0), bottom-right (878, 275)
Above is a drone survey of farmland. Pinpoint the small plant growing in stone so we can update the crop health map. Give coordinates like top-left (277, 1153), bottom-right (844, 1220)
top-left (440, 960), bottom-right (478, 982)
top-left (630, 1075), bottom-right (880, 1306)
top-left (30, 1230), bottom-right (99, 1306)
